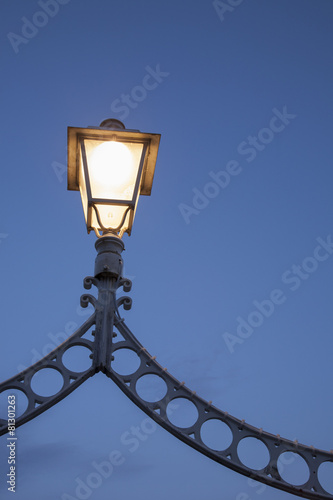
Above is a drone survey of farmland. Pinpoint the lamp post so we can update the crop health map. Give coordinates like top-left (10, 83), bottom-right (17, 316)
top-left (67, 118), bottom-right (160, 372)
top-left (0, 119), bottom-right (332, 500)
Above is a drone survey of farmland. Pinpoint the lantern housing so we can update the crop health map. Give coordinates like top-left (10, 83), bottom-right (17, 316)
top-left (67, 119), bottom-right (160, 237)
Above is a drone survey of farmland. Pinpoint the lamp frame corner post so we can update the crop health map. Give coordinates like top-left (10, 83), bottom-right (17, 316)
top-left (0, 119), bottom-right (332, 500)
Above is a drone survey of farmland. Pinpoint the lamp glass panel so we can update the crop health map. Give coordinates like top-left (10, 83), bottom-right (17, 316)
top-left (92, 203), bottom-right (131, 231)
top-left (79, 145), bottom-right (88, 224)
top-left (84, 139), bottom-right (144, 201)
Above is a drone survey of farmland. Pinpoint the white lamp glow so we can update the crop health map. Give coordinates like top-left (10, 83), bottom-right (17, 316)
top-left (90, 142), bottom-right (133, 189)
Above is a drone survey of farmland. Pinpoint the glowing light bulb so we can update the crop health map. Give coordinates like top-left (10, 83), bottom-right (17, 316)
top-left (90, 142), bottom-right (133, 189)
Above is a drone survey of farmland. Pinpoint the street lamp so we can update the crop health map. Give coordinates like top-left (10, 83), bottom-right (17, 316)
top-left (66, 118), bottom-right (160, 369)
top-left (67, 118), bottom-right (160, 237)
top-left (0, 119), bottom-right (332, 500)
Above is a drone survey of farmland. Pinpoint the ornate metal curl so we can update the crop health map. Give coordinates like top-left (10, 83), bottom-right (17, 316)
top-left (92, 204), bottom-right (131, 238)
top-left (0, 271), bottom-right (132, 435)
top-left (1, 235), bottom-right (332, 500)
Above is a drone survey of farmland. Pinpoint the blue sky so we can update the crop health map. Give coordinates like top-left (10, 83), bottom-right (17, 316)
top-left (0, 0), bottom-right (333, 499)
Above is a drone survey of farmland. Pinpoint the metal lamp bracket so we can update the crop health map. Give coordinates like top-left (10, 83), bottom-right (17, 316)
top-left (0, 237), bottom-right (332, 500)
